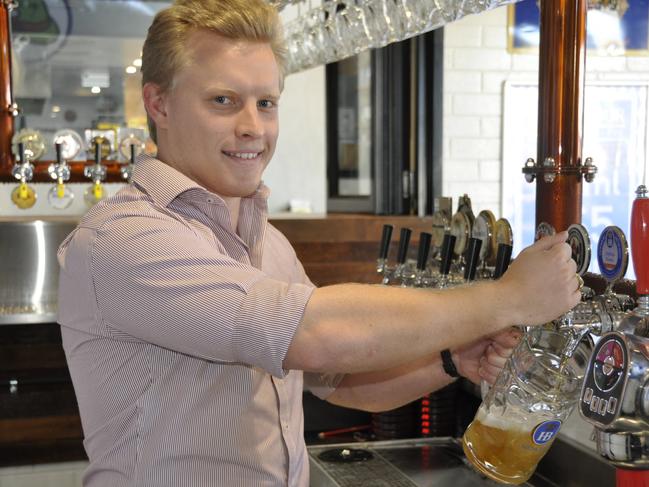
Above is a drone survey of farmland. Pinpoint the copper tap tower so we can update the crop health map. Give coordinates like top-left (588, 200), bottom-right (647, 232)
top-left (535, 0), bottom-right (588, 231)
top-left (0, 0), bottom-right (14, 174)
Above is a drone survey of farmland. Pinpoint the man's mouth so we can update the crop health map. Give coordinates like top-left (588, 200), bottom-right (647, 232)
top-left (222, 150), bottom-right (263, 160)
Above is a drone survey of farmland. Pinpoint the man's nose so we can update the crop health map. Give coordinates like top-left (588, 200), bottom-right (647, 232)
top-left (235, 103), bottom-right (263, 138)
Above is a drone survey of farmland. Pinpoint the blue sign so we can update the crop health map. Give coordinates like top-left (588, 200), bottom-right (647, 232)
top-left (532, 420), bottom-right (562, 445)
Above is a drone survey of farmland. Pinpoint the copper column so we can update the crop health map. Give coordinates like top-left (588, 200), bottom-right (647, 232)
top-left (535, 0), bottom-right (587, 231)
top-left (0, 1), bottom-right (13, 174)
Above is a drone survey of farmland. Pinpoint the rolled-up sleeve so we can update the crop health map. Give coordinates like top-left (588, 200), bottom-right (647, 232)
top-left (90, 214), bottom-right (314, 378)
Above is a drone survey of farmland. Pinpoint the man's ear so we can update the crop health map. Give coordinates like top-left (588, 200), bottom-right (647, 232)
top-left (142, 83), bottom-right (168, 131)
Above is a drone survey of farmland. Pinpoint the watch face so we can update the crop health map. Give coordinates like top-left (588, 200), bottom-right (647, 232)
top-left (567, 223), bottom-right (591, 276)
top-left (472, 210), bottom-right (496, 263)
top-left (431, 210), bottom-right (451, 249)
top-left (597, 226), bottom-right (628, 283)
top-left (535, 222), bottom-right (556, 241)
top-left (12, 128), bottom-right (46, 161)
top-left (450, 211), bottom-right (471, 256)
top-left (53, 129), bottom-right (84, 160)
top-left (495, 218), bottom-right (513, 247)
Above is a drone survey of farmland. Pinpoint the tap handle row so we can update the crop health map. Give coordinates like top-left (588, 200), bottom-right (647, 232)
top-left (463, 237), bottom-right (482, 282)
top-left (379, 224), bottom-right (394, 260)
top-left (416, 232), bottom-right (432, 272)
top-left (439, 234), bottom-right (456, 277)
top-left (493, 243), bottom-right (513, 280)
top-left (397, 228), bottom-right (412, 265)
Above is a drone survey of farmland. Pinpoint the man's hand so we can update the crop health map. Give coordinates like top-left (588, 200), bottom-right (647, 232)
top-left (453, 327), bottom-right (522, 385)
top-left (498, 231), bottom-right (581, 327)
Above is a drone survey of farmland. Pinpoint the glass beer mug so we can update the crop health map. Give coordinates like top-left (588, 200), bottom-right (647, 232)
top-left (462, 323), bottom-right (590, 484)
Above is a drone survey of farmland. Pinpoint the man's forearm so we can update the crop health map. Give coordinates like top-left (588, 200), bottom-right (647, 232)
top-left (285, 281), bottom-right (508, 373)
top-left (325, 354), bottom-right (455, 413)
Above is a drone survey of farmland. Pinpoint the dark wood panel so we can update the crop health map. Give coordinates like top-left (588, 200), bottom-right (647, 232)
top-left (271, 214), bottom-right (433, 243)
top-left (0, 415), bottom-right (83, 444)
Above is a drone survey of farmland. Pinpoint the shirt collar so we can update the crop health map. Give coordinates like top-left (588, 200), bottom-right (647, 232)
top-left (132, 153), bottom-right (271, 208)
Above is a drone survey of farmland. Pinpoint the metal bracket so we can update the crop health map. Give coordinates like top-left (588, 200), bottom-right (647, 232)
top-left (2, 1), bottom-right (18, 11)
top-left (522, 156), bottom-right (598, 183)
top-left (7, 103), bottom-right (20, 116)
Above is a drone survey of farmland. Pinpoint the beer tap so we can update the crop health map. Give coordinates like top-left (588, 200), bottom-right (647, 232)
top-left (84, 141), bottom-right (107, 207)
top-left (567, 223), bottom-right (596, 301)
top-left (580, 185), bottom-right (649, 485)
top-left (593, 226), bottom-right (635, 314)
top-left (435, 233), bottom-right (456, 289)
top-left (121, 143), bottom-right (137, 182)
top-left (471, 210), bottom-right (497, 279)
top-left (376, 224), bottom-right (394, 279)
top-left (391, 228), bottom-right (412, 286)
top-left (10, 142), bottom-right (36, 209)
top-left (47, 141), bottom-right (74, 209)
top-left (413, 232), bottom-right (432, 288)
top-left (463, 237), bottom-right (482, 283)
top-left (430, 197), bottom-right (452, 271)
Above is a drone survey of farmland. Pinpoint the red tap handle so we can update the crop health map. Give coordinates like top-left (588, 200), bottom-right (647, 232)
top-left (617, 468), bottom-right (649, 487)
top-left (632, 186), bottom-right (649, 294)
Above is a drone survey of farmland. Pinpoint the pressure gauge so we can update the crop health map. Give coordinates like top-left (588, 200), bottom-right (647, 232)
top-left (12, 128), bottom-right (45, 161)
top-left (535, 222), bottom-right (556, 241)
top-left (431, 209), bottom-right (451, 250)
top-left (118, 133), bottom-right (146, 161)
top-left (567, 223), bottom-right (592, 276)
top-left (450, 211), bottom-right (471, 257)
top-left (53, 129), bottom-right (84, 160)
top-left (597, 226), bottom-right (628, 285)
top-left (472, 210), bottom-right (497, 264)
top-left (494, 218), bottom-right (513, 247)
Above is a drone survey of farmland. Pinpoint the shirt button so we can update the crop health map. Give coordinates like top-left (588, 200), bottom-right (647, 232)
top-left (206, 198), bottom-right (213, 203)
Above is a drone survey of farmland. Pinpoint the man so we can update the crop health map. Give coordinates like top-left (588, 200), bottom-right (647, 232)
top-left (57, 1), bottom-right (580, 486)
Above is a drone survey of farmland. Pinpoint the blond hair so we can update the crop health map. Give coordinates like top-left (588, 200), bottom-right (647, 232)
top-left (141, 0), bottom-right (286, 143)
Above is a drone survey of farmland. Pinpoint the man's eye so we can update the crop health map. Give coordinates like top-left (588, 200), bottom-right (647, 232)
top-left (214, 96), bottom-right (232, 105)
top-left (258, 99), bottom-right (276, 109)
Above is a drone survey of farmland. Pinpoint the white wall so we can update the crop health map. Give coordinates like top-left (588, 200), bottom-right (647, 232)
top-left (266, 65), bottom-right (327, 214)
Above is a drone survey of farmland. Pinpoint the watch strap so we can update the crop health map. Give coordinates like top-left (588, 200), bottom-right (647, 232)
top-left (441, 349), bottom-right (460, 378)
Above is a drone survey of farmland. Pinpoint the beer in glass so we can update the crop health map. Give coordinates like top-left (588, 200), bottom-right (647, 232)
top-left (462, 326), bottom-right (589, 484)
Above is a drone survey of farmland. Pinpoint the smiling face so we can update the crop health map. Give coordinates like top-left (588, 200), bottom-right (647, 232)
top-left (146, 29), bottom-right (281, 198)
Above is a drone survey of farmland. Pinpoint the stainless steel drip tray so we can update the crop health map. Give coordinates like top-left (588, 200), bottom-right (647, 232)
top-left (308, 437), bottom-right (545, 487)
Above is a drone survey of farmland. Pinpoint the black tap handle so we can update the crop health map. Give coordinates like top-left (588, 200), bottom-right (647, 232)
top-left (493, 243), bottom-right (513, 280)
top-left (17, 142), bottom-right (25, 163)
top-left (130, 144), bottom-right (137, 165)
top-left (379, 224), bottom-right (394, 260)
top-left (464, 237), bottom-right (483, 282)
top-left (95, 142), bottom-right (101, 165)
top-left (439, 234), bottom-right (456, 276)
top-left (55, 142), bottom-right (63, 164)
top-left (416, 232), bottom-right (432, 271)
top-left (397, 228), bottom-right (412, 265)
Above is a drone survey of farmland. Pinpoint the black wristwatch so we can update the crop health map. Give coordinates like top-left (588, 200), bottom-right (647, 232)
top-left (441, 349), bottom-right (460, 378)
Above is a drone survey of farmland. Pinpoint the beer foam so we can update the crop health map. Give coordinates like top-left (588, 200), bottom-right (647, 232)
top-left (477, 407), bottom-right (538, 432)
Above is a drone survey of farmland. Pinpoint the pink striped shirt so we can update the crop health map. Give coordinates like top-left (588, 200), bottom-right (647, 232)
top-left (57, 155), bottom-right (327, 486)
